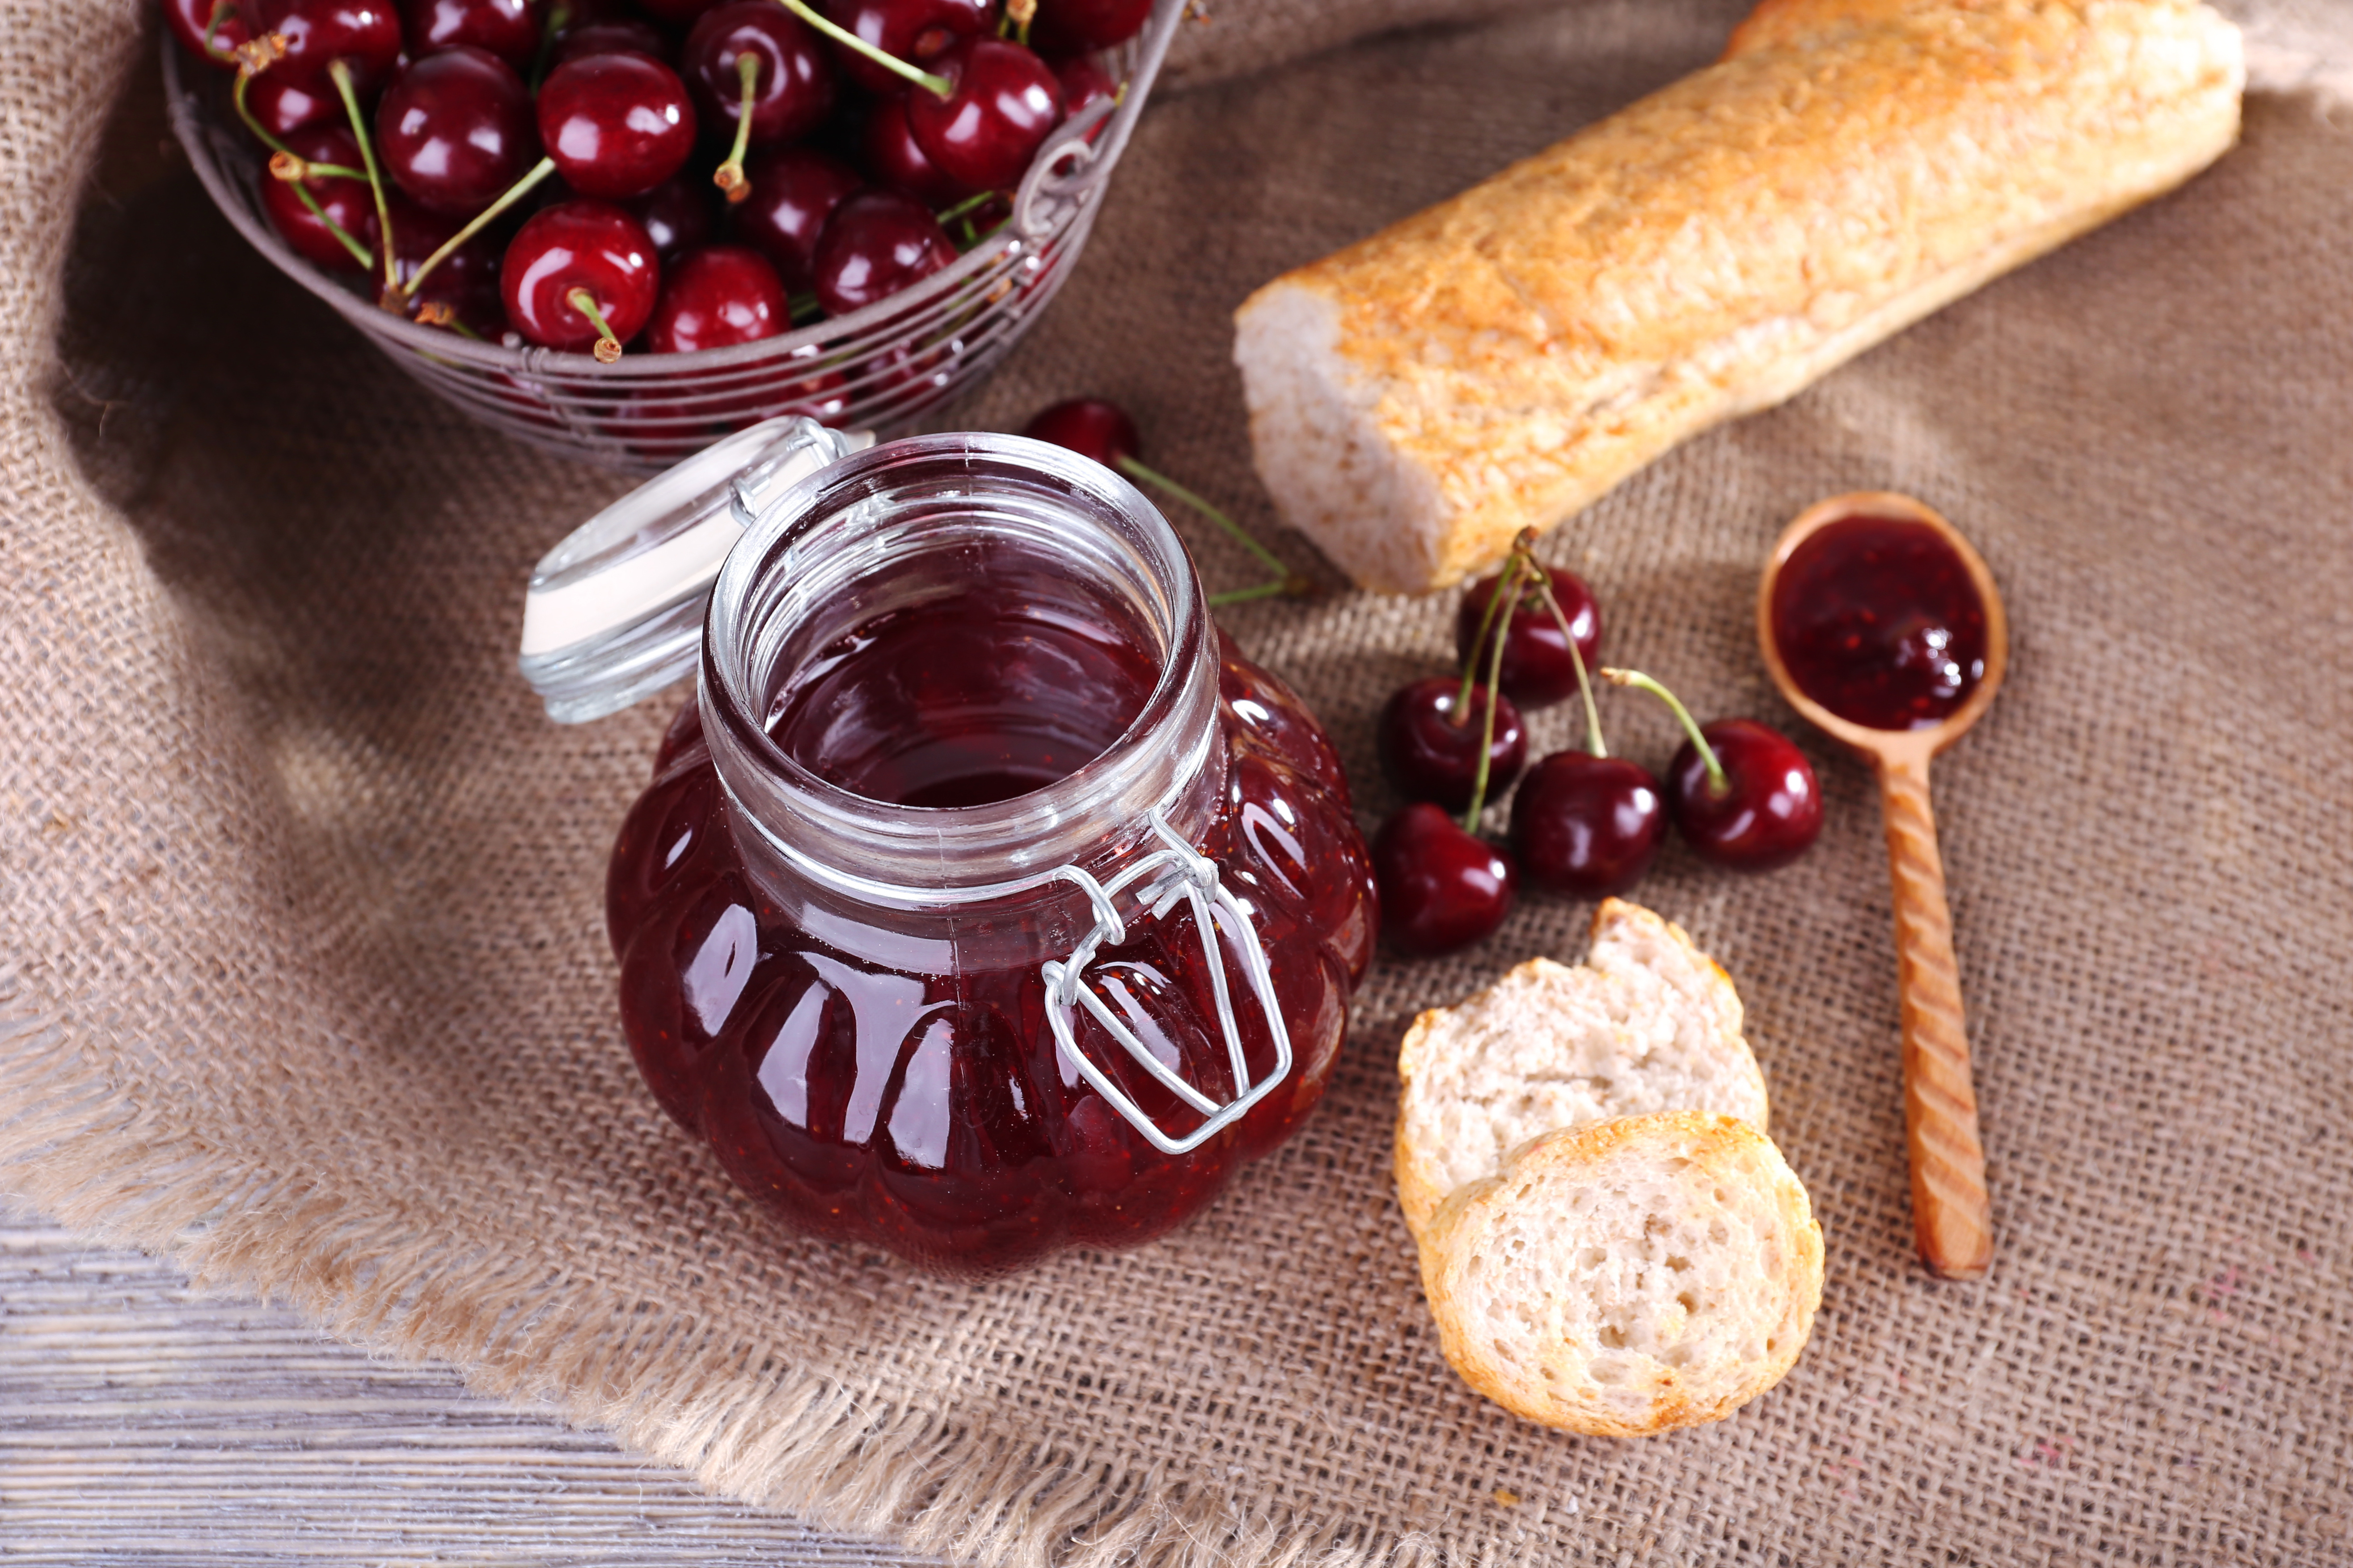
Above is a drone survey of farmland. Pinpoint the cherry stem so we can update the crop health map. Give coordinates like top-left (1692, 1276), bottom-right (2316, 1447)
top-left (1208, 580), bottom-right (1288, 607)
top-left (568, 286), bottom-right (625, 362)
top-left (1114, 456), bottom-right (1290, 588)
top-left (327, 59), bottom-right (398, 297)
top-left (269, 150), bottom-right (368, 183)
top-left (400, 156), bottom-right (555, 300)
top-left (201, 0), bottom-right (240, 60)
top-left (1531, 566), bottom-right (1606, 759)
top-left (291, 177), bottom-right (377, 268)
top-left (933, 189), bottom-right (998, 225)
top-left (712, 52), bottom-right (761, 203)
top-left (1602, 668), bottom-right (1727, 794)
top-left (412, 300), bottom-right (482, 338)
top-left (531, 1), bottom-right (570, 91)
top-left (787, 290), bottom-right (822, 322)
top-left (773, 0), bottom-right (952, 97)
top-left (412, 305), bottom-right (480, 341)
top-left (231, 59), bottom-right (304, 165)
top-left (1461, 555), bottom-right (1522, 832)
top-left (1001, 0), bottom-right (1035, 46)
top-left (1454, 563), bottom-right (1516, 724)
top-left (241, 71), bottom-right (374, 271)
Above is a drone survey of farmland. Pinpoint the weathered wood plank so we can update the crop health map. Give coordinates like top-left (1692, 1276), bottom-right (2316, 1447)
top-left (0, 1201), bottom-right (934, 1566)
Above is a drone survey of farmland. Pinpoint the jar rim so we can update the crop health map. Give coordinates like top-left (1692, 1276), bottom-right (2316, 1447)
top-left (699, 432), bottom-right (1221, 894)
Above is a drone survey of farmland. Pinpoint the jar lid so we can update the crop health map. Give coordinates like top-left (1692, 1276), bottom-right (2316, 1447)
top-left (516, 416), bottom-right (868, 723)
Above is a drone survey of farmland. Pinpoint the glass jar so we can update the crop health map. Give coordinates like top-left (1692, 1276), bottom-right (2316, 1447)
top-left (535, 426), bottom-right (1374, 1275)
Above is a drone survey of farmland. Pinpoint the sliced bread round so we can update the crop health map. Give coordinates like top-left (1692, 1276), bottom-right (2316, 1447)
top-left (1394, 899), bottom-right (1767, 1239)
top-left (1420, 1111), bottom-right (1823, 1437)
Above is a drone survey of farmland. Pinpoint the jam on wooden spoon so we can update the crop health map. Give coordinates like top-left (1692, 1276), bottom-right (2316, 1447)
top-left (1759, 491), bottom-right (2008, 1282)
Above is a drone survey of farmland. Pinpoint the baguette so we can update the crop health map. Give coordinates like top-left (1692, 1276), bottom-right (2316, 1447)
top-left (1394, 900), bottom-right (1766, 1240)
top-left (1419, 1112), bottom-right (1824, 1436)
top-left (1233, 0), bottom-right (2244, 593)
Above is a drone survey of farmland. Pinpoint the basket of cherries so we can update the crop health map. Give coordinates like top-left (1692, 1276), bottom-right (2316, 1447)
top-left (1373, 531), bottom-right (1829, 957)
top-left (158, 0), bottom-right (1182, 470)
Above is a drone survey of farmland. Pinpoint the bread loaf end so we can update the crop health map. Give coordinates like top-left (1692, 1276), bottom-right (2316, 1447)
top-left (1234, 282), bottom-right (1451, 595)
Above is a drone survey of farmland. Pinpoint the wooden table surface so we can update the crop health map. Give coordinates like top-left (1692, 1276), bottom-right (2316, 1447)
top-left (0, 1199), bottom-right (934, 1565)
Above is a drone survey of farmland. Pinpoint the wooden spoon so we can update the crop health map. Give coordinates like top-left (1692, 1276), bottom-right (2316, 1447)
top-left (1757, 492), bottom-right (2007, 1281)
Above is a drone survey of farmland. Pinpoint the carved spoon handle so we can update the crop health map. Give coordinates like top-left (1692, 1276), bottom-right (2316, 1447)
top-left (1877, 748), bottom-right (1993, 1280)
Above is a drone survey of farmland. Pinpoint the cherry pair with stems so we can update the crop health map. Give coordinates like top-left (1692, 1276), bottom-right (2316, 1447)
top-left (1376, 531), bottom-right (1825, 958)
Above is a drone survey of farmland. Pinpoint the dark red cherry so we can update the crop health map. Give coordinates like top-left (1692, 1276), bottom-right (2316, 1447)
top-left (633, 0), bottom-right (722, 23)
top-left (252, 0), bottom-right (405, 95)
top-left (375, 46), bottom-right (537, 214)
top-left (1666, 718), bottom-right (1822, 872)
top-left (810, 189), bottom-right (956, 316)
top-left (618, 346), bottom-right (847, 452)
top-left (549, 18), bottom-right (671, 67)
top-left (1456, 566), bottom-right (1602, 711)
top-left (401, 0), bottom-right (535, 66)
top-left (642, 244), bottom-right (788, 353)
top-left (256, 126), bottom-right (379, 271)
top-left (537, 52), bottom-right (697, 199)
top-left (624, 170), bottom-right (718, 259)
top-left (162, 0), bottom-right (254, 65)
top-left (1030, 0), bottom-right (1151, 53)
top-left (548, 0), bottom-right (640, 25)
top-left (859, 90), bottom-right (971, 204)
top-left (759, 348), bottom-right (851, 422)
top-left (734, 145), bottom-right (862, 287)
top-left (1377, 676), bottom-right (1526, 815)
top-left (819, 0), bottom-right (989, 95)
top-left (1509, 752), bottom-right (1666, 899)
top-left (609, 387), bottom-right (721, 455)
top-left (854, 334), bottom-right (961, 410)
top-left (905, 37), bottom-right (1063, 192)
top-left (682, 2), bottom-right (835, 149)
top-left (501, 198), bottom-right (660, 351)
top-left (1022, 396), bottom-right (1136, 469)
top-left (1049, 53), bottom-right (1116, 131)
top-left (241, 69), bottom-right (339, 135)
top-left (611, 389), bottom-right (749, 455)
top-left (1373, 803), bottom-right (1517, 957)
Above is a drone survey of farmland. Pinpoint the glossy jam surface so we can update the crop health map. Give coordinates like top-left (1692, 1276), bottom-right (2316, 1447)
top-left (608, 628), bottom-right (1373, 1276)
top-left (765, 581), bottom-right (1156, 809)
top-left (1771, 515), bottom-right (1989, 731)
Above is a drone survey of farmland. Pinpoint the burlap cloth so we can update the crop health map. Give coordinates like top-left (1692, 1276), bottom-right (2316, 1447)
top-left (6, 0), bottom-right (2351, 1561)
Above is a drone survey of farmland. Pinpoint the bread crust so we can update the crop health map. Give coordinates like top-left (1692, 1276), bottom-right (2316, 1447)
top-left (1234, 0), bottom-right (2244, 593)
top-left (1419, 1112), bottom-right (1825, 1437)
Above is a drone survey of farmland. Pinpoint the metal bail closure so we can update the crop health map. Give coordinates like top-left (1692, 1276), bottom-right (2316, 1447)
top-left (1040, 810), bottom-right (1295, 1155)
top-left (517, 415), bottom-right (870, 723)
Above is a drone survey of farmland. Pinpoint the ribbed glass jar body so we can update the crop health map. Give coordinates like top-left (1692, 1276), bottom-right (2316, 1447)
top-left (604, 437), bottom-right (1374, 1275)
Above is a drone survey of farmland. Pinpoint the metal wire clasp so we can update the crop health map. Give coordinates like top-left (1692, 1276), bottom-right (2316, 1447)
top-left (1040, 809), bottom-right (1293, 1155)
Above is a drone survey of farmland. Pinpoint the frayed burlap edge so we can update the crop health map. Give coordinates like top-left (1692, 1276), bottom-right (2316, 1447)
top-left (7, 3), bottom-right (2348, 1565)
top-left (0, 965), bottom-right (1453, 1568)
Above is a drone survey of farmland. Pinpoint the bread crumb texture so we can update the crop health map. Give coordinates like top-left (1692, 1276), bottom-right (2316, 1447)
top-left (1394, 899), bottom-right (1767, 1239)
top-left (1422, 1113), bottom-right (1825, 1437)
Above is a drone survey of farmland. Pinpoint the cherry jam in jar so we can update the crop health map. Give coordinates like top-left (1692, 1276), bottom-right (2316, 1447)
top-left (604, 436), bottom-right (1376, 1276)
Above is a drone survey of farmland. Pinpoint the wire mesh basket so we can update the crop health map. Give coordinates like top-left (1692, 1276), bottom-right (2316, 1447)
top-left (163, 0), bottom-right (1186, 472)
